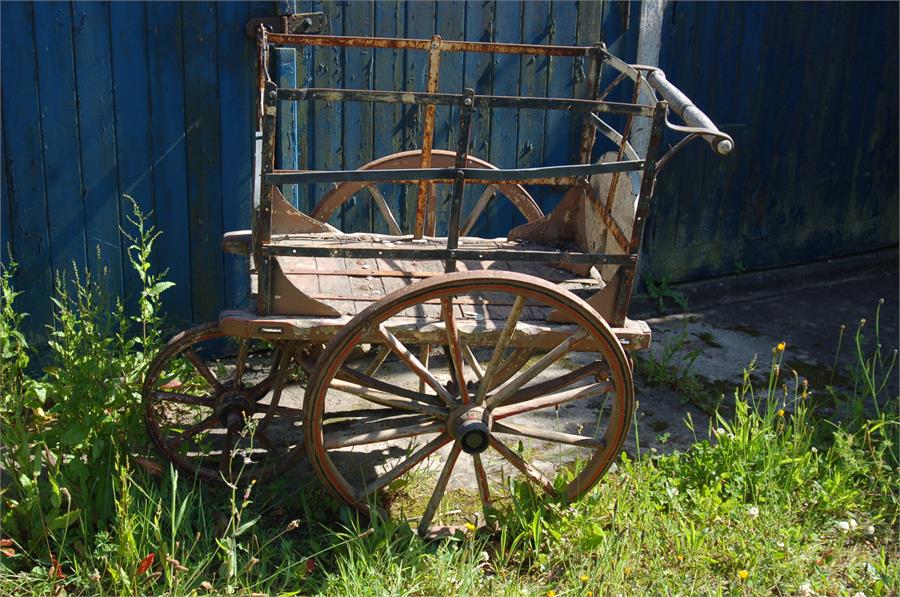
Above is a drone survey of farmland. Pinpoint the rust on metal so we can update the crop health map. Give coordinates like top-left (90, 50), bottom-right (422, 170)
top-left (266, 33), bottom-right (592, 57)
top-left (245, 12), bottom-right (329, 37)
top-left (419, 36), bottom-right (442, 238)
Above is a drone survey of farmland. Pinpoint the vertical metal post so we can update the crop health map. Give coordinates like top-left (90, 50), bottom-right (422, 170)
top-left (578, 44), bottom-right (604, 164)
top-left (604, 71), bottom-right (642, 213)
top-left (445, 88), bottom-right (475, 273)
top-left (613, 100), bottom-right (667, 326)
top-left (415, 35), bottom-right (442, 239)
top-left (257, 80), bottom-right (278, 315)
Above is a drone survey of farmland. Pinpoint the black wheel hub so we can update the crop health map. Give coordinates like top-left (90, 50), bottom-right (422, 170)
top-left (449, 404), bottom-right (492, 455)
top-left (215, 390), bottom-right (254, 430)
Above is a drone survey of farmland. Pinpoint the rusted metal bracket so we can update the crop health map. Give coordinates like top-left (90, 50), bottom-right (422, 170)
top-left (245, 13), bottom-right (329, 37)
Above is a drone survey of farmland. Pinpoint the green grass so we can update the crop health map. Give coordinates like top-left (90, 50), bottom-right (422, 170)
top-left (1, 203), bottom-right (897, 595)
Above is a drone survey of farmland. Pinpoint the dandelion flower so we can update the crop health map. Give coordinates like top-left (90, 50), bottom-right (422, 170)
top-left (676, 554), bottom-right (684, 561)
top-left (776, 341), bottom-right (786, 352)
top-left (776, 409), bottom-right (785, 417)
top-left (580, 575), bottom-right (590, 582)
top-left (747, 506), bottom-right (759, 518)
top-left (586, 592), bottom-right (593, 597)
top-left (546, 590), bottom-right (556, 597)
top-left (737, 569), bottom-right (749, 580)
top-left (464, 522), bottom-right (476, 533)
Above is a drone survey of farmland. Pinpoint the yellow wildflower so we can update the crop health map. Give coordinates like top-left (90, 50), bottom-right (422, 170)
top-left (624, 566), bottom-right (633, 576)
top-left (586, 592), bottom-right (593, 597)
top-left (579, 575), bottom-right (589, 582)
top-left (737, 569), bottom-right (750, 581)
top-left (776, 341), bottom-right (786, 352)
top-left (776, 409), bottom-right (785, 417)
top-left (464, 522), bottom-right (476, 533)
top-left (546, 591), bottom-right (556, 597)
top-left (677, 554), bottom-right (684, 561)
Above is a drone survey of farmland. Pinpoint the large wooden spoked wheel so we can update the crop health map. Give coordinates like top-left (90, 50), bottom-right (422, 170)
top-left (143, 323), bottom-right (307, 484)
top-left (302, 271), bottom-right (634, 536)
top-left (310, 150), bottom-right (544, 235)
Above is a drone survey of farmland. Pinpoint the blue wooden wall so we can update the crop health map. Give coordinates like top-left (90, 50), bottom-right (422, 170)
top-left (2, 1), bottom-right (897, 342)
top-left (644, 1), bottom-right (899, 281)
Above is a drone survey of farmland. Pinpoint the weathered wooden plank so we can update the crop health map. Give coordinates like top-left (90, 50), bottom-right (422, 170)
top-left (110, 1), bottom-right (156, 308)
top-left (517, 0), bottom-right (551, 220)
top-left (311, 0), bottom-right (345, 223)
top-left (400, 0), bottom-right (435, 232)
top-left (1, 1), bottom-right (53, 340)
top-left (33, 2), bottom-right (87, 279)
top-left (461, 0), bottom-right (496, 237)
top-left (217, 1), bottom-right (256, 309)
top-left (486, 0), bottom-right (523, 234)
top-left (371, 0), bottom-right (405, 234)
top-left (147, 1), bottom-right (192, 324)
top-left (182, 1), bottom-right (225, 321)
top-left (429, 0), bottom-right (465, 237)
top-left (342, 2), bottom-right (375, 233)
top-left (72, 1), bottom-right (123, 299)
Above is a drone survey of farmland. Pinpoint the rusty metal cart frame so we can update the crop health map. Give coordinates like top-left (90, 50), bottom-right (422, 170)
top-left (142, 19), bottom-right (733, 536)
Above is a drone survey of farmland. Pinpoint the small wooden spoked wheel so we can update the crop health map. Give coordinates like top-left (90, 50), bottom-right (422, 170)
top-left (302, 271), bottom-right (634, 536)
top-left (143, 323), bottom-right (306, 483)
top-left (310, 150), bottom-right (544, 235)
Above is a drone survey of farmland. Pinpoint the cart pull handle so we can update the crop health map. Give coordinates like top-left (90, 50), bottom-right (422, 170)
top-left (645, 69), bottom-right (733, 156)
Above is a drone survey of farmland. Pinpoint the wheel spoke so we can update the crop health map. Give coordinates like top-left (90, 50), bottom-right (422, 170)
top-left (338, 366), bottom-right (446, 406)
top-left (329, 378), bottom-right (449, 419)
top-left (460, 185), bottom-right (497, 236)
top-left (324, 418), bottom-right (444, 449)
top-left (185, 349), bottom-right (224, 392)
top-left (493, 421), bottom-right (607, 449)
top-left (485, 329), bottom-right (588, 408)
top-left (461, 344), bottom-right (485, 380)
top-left (377, 325), bottom-right (456, 407)
top-left (417, 443), bottom-right (462, 536)
top-left (155, 390), bottom-right (214, 408)
top-left (359, 433), bottom-right (453, 498)
top-left (234, 339), bottom-right (249, 386)
top-left (441, 298), bottom-right (469, 403)
top-left (364, 345), bottom-right (392, 376)
top-left (251, 401), bottom-right (304, 417)
top-left (489, 348), bottom-right (534, 391)
top-left (169, 414), bottom-right (219, 449)
top-left (501, 361), bottom-right (608, 406)
top-left (256, 428), bottom-right (285, 457)
top-left (475, 295), bottom-right (526, 404)
top-left (489, 437), bottom-right (555, 493)
top-left (473, 454), bottom-right (491, 509)
top-left (366, 184), bottom-right (403, 235)
top-left (492, 381), bottom-right (613, 420)
top-left (417, 344), bottom-right (431, 394)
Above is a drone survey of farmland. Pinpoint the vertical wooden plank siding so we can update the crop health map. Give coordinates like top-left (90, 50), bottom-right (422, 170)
top-left (431, 0), bottom-right (466, 236)
top-left (371, 0), bottom-right (404, 233)
top-left (1, 1), bottom-right (54, 340)
top-left (146, 1), bottom-right (192, 325)
top-left (110, 2), bottom-right (156, 307)
top-left (4, 1), bottom-right (896, 340)
top-left (33, 2), bottom-right (88, 279)
top-left (486, 0), bottom-right (523, 231)
top-left (517, 0), bottom-right (551, 216)
top-left (461, 0), bottom-right (495, 237)
top-left (342, 2), bottom-right (375, 232)
top-left (72, 1), bottom-right (123, 299)
top-left (217, 2), bottom-right (254, 309)
top-left (182, 2), bottom-right (225, 322)
top-left (401, 0), bottom-right (435, 232)
top-left (310, 0), bottom-right (345, 224)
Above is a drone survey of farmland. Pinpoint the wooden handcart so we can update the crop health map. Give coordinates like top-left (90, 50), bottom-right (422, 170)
top-left (142, 17), bottom-right (733, 536)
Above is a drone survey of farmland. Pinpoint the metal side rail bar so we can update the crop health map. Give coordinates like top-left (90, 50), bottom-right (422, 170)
top-left (264, 160), bottom-right (644, 186)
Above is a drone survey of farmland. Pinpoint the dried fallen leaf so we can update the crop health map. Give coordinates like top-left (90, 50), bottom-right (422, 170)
top-left (135, 552), bottom-right (156, 576)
